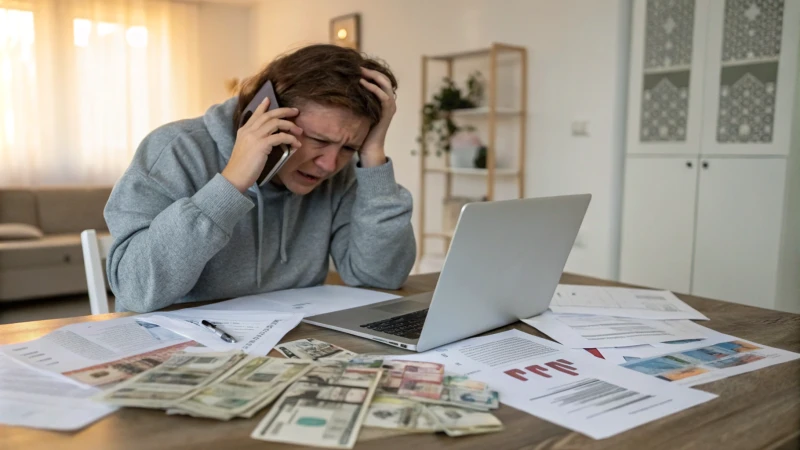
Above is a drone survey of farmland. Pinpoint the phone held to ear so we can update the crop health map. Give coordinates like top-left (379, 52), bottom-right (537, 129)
top-left (238, 80), bottom-right (297, 186)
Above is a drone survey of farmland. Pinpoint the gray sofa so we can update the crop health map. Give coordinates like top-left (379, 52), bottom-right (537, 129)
top-left (0, 186), bottom-right (112, 302)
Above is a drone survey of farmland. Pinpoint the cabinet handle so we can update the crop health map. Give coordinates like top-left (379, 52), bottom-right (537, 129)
top-left (702, 161), bottom-right (709, 169)
top-left (686, 161), bottom-right (693, 168)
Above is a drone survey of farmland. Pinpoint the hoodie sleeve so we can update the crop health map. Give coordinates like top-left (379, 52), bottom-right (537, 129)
top-left (104, 134), bottom-right (254, 313)
top-left (329, 158), bottom-right (416, 289)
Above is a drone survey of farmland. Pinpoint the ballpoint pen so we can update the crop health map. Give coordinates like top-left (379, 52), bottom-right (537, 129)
top-left (200, 320), bottom-right (237, 343)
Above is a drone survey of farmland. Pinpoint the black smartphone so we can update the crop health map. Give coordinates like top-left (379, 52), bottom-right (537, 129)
top-left (238, 80), bottom-right (296, 186)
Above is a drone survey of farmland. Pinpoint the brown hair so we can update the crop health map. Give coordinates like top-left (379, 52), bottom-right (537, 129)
top-left (233, 44), bottom-right (397, 132)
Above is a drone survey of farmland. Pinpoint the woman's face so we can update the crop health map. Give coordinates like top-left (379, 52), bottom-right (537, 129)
top-left (274, 101), bottom-right (370, 195)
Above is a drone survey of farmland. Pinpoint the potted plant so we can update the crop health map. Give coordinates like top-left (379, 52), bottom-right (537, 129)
top-left (413, 72), bottom-right (485, 163)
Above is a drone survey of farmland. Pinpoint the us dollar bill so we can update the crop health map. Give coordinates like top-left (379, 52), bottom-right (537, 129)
top-left (94, 351), bottom-right (247, 409)
top-left (250, 361), bottom-right (382, 449)
top-left (172, 356), bottom-right (314, 420)
top-left (363, 395), bottom-right (440, 432)
top-left (276, 338), bottom-right (357, 361)
top-left (426, 404), bottom-right (503, 437)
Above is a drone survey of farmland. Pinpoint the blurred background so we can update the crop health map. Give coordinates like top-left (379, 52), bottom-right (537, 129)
top-left (0, 0), bottom-right (798, 322)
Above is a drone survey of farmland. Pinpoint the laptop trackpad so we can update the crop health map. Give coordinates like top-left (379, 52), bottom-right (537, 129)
top-left (374, 301), bottom-right (425, 314)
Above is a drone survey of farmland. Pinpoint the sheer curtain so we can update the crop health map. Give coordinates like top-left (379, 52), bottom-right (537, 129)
top-left (0, 0), bottom-right (201, 186)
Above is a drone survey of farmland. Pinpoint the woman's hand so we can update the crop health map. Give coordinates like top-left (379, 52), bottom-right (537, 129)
top-left (222, 97), bottom-right (303, 192)
top-left (358, 67), bottom-right (396, 168)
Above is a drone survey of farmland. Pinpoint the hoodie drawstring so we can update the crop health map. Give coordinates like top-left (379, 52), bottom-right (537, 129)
top-left (254, 186), bottom-right (264, 287)
top-left (280, 194), bottom-right (290, 264)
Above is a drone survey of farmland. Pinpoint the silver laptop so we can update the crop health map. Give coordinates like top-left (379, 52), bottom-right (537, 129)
top-left (305, 193), bottom-right (591, 352)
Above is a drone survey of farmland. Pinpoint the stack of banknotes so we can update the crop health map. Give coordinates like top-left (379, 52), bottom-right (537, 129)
top-left (93, 339), bottom-right (503, 448)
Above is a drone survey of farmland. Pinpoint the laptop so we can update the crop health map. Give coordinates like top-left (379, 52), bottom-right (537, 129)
top-left (305, 193), bottom-right (591, 352)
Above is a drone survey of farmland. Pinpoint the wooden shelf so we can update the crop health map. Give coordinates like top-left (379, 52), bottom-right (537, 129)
top-left (428, 44), bottom-right (527, 61)
top-left (425, 167), bottom-right (519, 176)
top-left (446, 106), bottom-right (523, 117)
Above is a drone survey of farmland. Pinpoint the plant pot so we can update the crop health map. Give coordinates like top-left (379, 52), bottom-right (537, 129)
top-left (448, 146), bottom-right (478, 168)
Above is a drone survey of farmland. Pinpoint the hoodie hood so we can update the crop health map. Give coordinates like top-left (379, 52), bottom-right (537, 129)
top-left (202, 97), bottom-right (295, 286)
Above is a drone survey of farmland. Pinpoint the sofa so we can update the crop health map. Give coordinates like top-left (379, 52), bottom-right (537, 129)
top-left (0, 186), bottom-right (113, 302)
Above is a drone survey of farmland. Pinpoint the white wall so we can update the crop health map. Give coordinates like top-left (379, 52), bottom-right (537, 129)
top-left (197, 2), bottom-right (254, 111)
top-left (249, 0), bottom-right (632, 280)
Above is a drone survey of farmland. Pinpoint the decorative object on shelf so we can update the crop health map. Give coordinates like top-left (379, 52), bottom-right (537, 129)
top-left (330, 13), bottom-right (360, 51)
top-left (448, 130), bottom-right (483, 168)
top-left (414, 72), bottom-right (485, 157)
top-left (473, 146), bottom-right (488, 169)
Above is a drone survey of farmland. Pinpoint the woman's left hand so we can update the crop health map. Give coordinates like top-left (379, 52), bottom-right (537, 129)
top-left (358, 67), bottom-right (396, 168)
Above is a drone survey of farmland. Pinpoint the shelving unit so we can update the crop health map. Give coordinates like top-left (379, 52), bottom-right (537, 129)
top-left (417, 42), bottom-right (527, 271)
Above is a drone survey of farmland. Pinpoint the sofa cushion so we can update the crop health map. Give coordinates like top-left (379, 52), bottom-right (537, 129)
top-left (0, 189), bottom-right (38, 226)
top-left (0, 223), bottom-right (44, 240)
top-left (0, 233), bottom-right (84, 270)
top-left (36, 187), bottom-right (112, 234)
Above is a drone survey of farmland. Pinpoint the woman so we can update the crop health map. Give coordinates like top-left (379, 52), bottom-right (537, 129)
top-left (104, 44), bottom-right (416, 313)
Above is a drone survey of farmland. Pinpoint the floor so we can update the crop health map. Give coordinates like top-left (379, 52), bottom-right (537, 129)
top-left (0, 294), bottom-right (115, 325)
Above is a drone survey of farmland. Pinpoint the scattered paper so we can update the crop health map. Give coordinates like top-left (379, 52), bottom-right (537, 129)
top-left (0, 355), bottom-right (117, 431)
top-left (549, 285), bottom-right (708, 320)
top-left (196, 285), bottom-right (399, 318)
top-left (250, 360), bottom-right (382, 449)
top-left (275, 338), bottom-right (356, 361)
top-left (138, 309), bottom-right (303, 355)
top-left (0, 316), bottom-right (199, 389)
top-left (523, 312), bottom-right (708, 348)
top-left (385, 329), bottom-right (717, 439)
top-left (620, 338), bottom-right (800, 386)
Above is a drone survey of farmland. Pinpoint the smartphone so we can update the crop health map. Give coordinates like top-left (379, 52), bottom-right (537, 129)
top-left (238, 80), bottom-right (297, 186)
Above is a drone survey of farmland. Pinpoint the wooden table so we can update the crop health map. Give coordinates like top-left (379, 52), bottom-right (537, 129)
top-left (1, 272), bottom-right (799, 450)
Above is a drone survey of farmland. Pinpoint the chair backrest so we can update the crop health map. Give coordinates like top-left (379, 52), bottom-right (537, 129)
top-left (80, 229), bottom-right (112, 315)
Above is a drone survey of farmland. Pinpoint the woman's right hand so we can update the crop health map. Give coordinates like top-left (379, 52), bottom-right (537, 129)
top-left (222, 97), bottom-right (303, 192)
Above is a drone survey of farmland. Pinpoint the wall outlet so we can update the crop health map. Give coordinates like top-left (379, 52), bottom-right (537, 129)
top-left (571, 120), bottom-right (589, 137)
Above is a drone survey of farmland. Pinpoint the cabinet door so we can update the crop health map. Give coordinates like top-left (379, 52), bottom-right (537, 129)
top-left (691, 158), bottom-right (786, 308)
top-left (619, 156), bottom-right (699, 293)
top-left (626, 0), bottom-right (710, 156)
top-left (701, 0), bottom-right (800, 156)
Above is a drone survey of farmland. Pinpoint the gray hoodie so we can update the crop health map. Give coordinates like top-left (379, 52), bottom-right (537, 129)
top-left (104, 97), bottom-right (416, 313)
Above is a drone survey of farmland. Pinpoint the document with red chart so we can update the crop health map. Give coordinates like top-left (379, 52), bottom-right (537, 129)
top-left (389, 329), bottom-right (717, 439)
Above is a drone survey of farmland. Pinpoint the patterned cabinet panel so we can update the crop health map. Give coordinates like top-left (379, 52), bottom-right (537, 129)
top-left (627, 0), bottom-right (710, 155)
top-left (702, 0), bottom-right (800, 155)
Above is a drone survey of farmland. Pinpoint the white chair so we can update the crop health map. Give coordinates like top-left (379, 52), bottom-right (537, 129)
top-left (80, 229), bottom-right (113, 315)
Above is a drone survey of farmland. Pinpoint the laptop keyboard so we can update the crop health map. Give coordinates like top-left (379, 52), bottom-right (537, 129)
top-left (360, 308), bottom-right (429, 340)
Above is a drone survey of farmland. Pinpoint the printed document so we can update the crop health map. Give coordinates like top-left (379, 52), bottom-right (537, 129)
top-left (549, 284), bottom-right (709, 320)
top-left (385, 329), bottom-right (717, 439)
top-left (138, 309), bottom-right (303, 355)
top-left (196, 285), bottom-right (399, 317)
top-left (620, 337), bottom-right (800, 386)
top-left (0, 316), bottom-right (197, 388)
top-left (523, 312), bottom-right (708, 348)
top-left (0, 354), bottom-right (116, 430)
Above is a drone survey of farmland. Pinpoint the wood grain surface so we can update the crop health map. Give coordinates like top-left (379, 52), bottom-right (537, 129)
top-left (1, 272), bottom-right (798, 450)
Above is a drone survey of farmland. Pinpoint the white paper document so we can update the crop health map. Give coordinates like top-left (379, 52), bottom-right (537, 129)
top-left (385, 329), bottom-right (717, 439)
top-left (549, 284), bottom-right (709, 321)
top-left (0, 355), bottom-right (117, 430)
top-left (197, 285), bottom-right (399, 318)
top-left (0, 316), bottom-right (198, 388)
top-left (138, 309), bottom-right (303, 355)
top-left (620, 337), bottom-right (800, 387)
top-left (523, 312), bottom-right (708, 348)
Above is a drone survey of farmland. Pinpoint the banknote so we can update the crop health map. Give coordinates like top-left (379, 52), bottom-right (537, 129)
top-left (94, 351), bottom-right (246, 408)
top-left (425, 404), bottom-right (503, 437)
top-left (363, 395), bottom-right (440, 432)
top-left (172, 356), bottom-right (314, 420)
top-left (275, 338), bottom-right (357, 361)
top-left (250, 361), bottom-right (382, 449)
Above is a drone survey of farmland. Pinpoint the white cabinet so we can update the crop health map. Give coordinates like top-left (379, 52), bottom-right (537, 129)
top-left (620, 157), bottom-right (699, 293)
top-left (620, 0), bottom-right (800, 313)
top-left (691, 158), bottom-right (787, 307)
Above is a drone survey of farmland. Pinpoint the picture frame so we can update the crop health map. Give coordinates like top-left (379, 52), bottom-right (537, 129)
top-left (330, 13), bottom-right (360, 51)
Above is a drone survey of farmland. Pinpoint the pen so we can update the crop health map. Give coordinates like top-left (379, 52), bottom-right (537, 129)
top-left (200, 320), bottom-right (237, 343)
